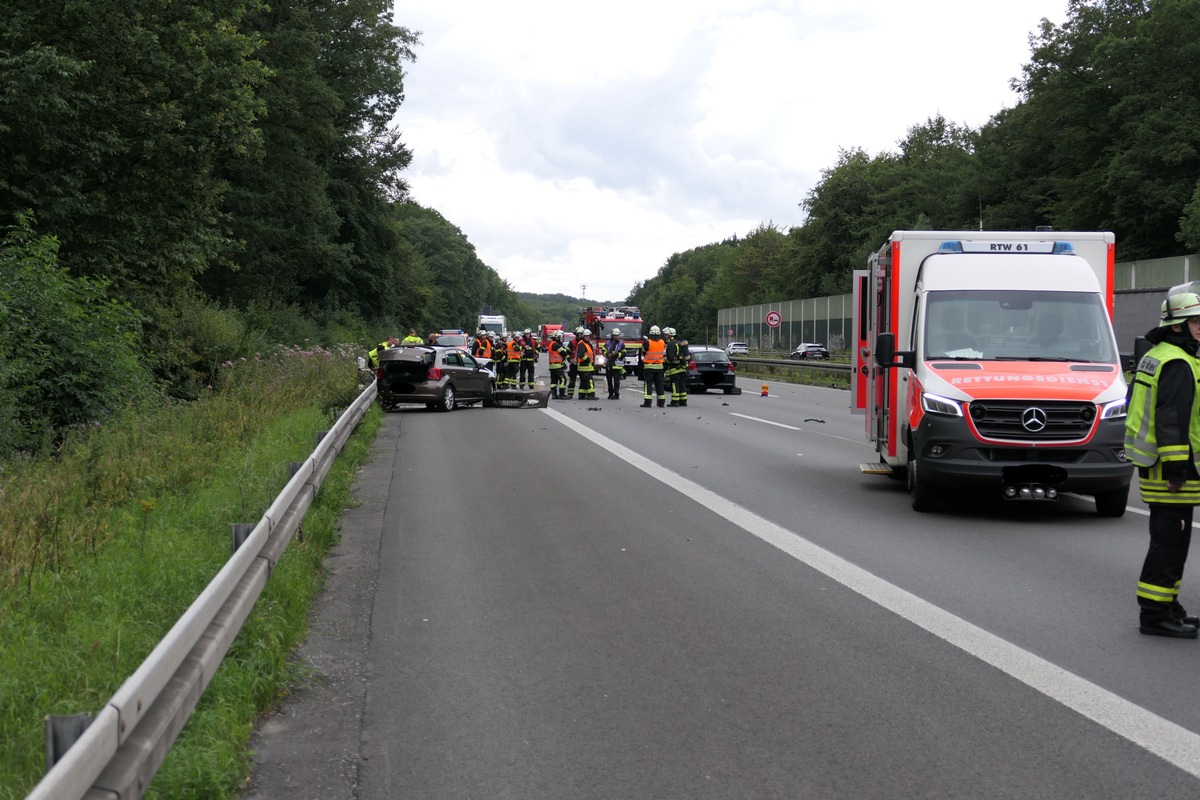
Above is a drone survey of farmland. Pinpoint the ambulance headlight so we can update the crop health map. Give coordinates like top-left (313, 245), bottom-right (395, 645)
top-left (1101, 399), bottom-right (1127, 419)
top-left (921, 392), bottom-right (964, 417)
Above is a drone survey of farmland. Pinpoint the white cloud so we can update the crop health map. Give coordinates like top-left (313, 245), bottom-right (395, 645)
top-left (393, 0), bottom-right (1068, 302)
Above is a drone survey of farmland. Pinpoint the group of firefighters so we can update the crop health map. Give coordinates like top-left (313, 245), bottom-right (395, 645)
top-left (368, 324), bottom-right (691, 407)
top-left (465, 325), bottom-right (691, 407)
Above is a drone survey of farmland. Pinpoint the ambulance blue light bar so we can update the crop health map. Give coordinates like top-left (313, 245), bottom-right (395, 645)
top-left (936, 240), bottom-right (1075, 255)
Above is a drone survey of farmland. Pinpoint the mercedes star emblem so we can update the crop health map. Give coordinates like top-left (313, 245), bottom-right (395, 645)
top-left (1022, 407), bottom-right (1048, 432)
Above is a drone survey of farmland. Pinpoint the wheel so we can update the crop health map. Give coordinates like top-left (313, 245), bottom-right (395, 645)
top-left (1094, 484), bottom-right (1129, 518)
top-left (482, 381), bottom-right (496, 408)
top-left (908, 453), bottom-right (938, 512)
top-left (438, 384), bottom-right (456, 412)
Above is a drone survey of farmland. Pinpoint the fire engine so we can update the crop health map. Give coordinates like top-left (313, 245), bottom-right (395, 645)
top-left (852, 230), bottom-right (1132, 516)
top-left (579, 306), bottom-right (644, 378)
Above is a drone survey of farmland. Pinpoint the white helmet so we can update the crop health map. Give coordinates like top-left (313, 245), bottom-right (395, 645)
top-left (610, 328), bottom-right (621, 337)
top-left (552, 330), bottom-right (562, 339)
top-left (663, 327), bottom-right (675, 336)
top-left (1161, 292), bottom-right (1200, 325)
top-left (576, 326), bottom-right (587, 335)
top-left (649, 325), bottom-right (661, 336)
top-left (524, 328), bottom-right (531, 335)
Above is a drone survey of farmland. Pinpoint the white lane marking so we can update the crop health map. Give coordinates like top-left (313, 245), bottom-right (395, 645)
top-left (542, 407), bottom-right (1200, 779)
top-left (1070, 494), bottom-right (1200, 525)
top-left (729, 412), bottom-right (865, 445)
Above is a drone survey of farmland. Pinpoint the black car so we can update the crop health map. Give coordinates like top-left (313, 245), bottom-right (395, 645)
top-left (685, 345), bottom-right (737, 394)
top-left (789, 342), bottom-right (830, 360)
top-left (376, 345), bottom-right (495, 411)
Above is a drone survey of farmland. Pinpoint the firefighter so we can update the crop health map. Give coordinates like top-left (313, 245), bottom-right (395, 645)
top-left (505, 332), bottom-right (523, 388)
top-left (547, 330), bottom-right (570, 399)
top-left (367, 337), bottom-right (397, 370)
top-left (401, 329), bottom-right (423, 345)
top-left (492, 333), bottom-right (510, 387)
top-left (472, 328), bottom-right (491, 360)
top-left (664, 327), bottom-right (688, 407)
top-left (641, 325), bottom-right (667, 408)
top-left (1126, 291), bottom-right (1200, 638)
top-left (603, 328), bottom-right (625, 399)
top-left (575, 327), bottom-right (597, 400)
top-left (565, 328), bottom-right (582, 399)
top-left (520, 328), bottom-right (539, 389)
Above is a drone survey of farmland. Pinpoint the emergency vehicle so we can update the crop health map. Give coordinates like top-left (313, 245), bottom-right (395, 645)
top-left (538, 323), bottom-right (563, 349)
top-left (477, 313), bottom-right (507, 336)
top-left (579, 306), bottom-right (644, 377)
top-left (852, 230), bottom-right (1132, 516)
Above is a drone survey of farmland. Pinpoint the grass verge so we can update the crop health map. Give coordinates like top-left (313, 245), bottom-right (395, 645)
top-left (0, 346), bottom-right (382, 800)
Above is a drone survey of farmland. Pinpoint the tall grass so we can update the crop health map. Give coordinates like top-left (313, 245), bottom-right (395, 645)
top-left (0, 343), bottom-right (381, 799)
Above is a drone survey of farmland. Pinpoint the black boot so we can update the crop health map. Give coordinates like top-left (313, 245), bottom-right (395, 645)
top-left (1140, 616), bottom-right (1199, 638)
top-left (657, 400), bottom-right (665, 408)
top-left (641, 400), bottom-right (651, 408)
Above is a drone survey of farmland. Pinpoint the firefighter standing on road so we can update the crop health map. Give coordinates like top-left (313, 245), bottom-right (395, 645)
top-left (604, 328), bottom-right (625, 399)
top-left (547, 330), bottom-right (570, 399)
top-left (664, 327), bottom-right (688, 407)
top-left (1126, 291), bottom-right (1200, 639)
top-left (641, 325), bottom-right (667, 408)
top-left (505, 333), bottom-right (522, 389)
top-left (574, 327), bottom-right (597, 400)
top-left (520, 328), bottom-right (539, 389)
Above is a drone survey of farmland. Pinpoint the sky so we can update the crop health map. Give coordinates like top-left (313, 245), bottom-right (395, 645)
top-left (391, 0), bottom-right (1070, 303)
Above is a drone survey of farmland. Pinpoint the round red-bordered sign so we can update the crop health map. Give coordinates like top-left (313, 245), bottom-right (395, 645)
top-left (765, 310), bottom-right (781, 328)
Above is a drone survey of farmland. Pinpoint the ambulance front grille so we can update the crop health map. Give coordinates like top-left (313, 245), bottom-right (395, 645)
top-left (967, 400), bottom-right (1097, 442)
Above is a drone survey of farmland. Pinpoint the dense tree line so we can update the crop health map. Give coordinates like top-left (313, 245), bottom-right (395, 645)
top-left (632, 0), bottom-right (1200, 343)
top-left (0, 0), bottom-right (533, 456)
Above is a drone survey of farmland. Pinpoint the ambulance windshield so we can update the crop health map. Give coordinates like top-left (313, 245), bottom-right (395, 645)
top-left (924, 291), bottom-right (1118, 363)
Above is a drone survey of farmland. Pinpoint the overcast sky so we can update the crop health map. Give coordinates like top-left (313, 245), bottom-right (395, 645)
top-left (391, 1), bottom-right (1070, 303)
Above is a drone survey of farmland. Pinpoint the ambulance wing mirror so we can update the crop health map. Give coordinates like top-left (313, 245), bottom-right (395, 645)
top-left (874, 332), bottom-right (914, 369)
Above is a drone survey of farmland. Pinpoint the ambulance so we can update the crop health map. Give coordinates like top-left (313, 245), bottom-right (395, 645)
top-left (851, 230), bottom-right (1133, 516)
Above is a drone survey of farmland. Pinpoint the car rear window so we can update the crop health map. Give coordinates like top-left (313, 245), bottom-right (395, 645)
top-left (691, 351), bottom-right (729, 363)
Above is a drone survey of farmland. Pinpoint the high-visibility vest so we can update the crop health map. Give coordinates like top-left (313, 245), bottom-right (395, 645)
top-left (474, 337), bottom-right (492, 359)
top-left (643, 338), bottom-right (665, 365)
top-left (1126, 341), bottom-right (1200, 504)
top-left (577, 340), bottom-right (595, 369)
top-left (507, 340), bottom-right (522, 360)
top-left (548, 343), bottom-right (565, 364)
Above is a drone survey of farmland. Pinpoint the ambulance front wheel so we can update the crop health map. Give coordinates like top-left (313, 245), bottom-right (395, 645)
top-left (1093, 484), bottom-right (1129, 518)
top-left (907, 453), bottom-right (938, 512)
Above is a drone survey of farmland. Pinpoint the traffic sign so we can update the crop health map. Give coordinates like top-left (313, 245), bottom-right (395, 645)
top-left (765, 310), bottom-right (781, 328)
top-left (727, 329), bottom-right (734, 336)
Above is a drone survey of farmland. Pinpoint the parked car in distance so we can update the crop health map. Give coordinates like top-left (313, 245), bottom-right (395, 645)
top-left (789, 342), bottom-right (830, 360)
top-left (686, 345), bottom-right (737, 394)
top-left (376, 345), bottom-right (495, 411)
top-left (725, 342), bottom-right (750, 356)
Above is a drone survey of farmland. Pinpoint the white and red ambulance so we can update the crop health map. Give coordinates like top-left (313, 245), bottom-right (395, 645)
top-left (852, 230), bottom-right (1133, 515)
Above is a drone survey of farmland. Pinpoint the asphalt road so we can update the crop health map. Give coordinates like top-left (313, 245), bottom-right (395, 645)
top-left (242, 369), bottom-right (1200, 799)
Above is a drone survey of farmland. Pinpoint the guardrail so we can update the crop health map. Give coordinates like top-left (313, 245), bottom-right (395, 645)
top-left (26, 381), bottom-right (377, 800)
top-left (733, 355), bottom-right (853, 373)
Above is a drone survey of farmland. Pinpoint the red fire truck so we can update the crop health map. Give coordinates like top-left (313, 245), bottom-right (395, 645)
top-left (579, 306), bottom-right (645, 378)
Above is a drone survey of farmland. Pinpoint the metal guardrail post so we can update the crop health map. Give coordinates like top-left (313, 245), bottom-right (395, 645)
top-left (44, 713), bottom-right (92, 769)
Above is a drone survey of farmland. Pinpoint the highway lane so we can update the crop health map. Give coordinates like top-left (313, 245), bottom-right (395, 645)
top-left (244, 372), bottom-right (1200, 799)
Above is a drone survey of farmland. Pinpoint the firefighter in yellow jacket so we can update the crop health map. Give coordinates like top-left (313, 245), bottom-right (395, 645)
top-left (1126, 291), bottom-right (1200, 638)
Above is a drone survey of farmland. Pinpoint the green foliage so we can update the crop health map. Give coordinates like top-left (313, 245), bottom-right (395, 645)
top-left (0, 213), bottom-right (156, 455)
top-left (0, 348), bottom-right (375, 798)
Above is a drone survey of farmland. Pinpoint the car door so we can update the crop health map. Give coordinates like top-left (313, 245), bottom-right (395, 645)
top-left (443, 350), bottom-right (482, 398)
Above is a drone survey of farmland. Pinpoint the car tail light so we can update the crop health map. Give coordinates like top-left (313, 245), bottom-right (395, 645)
top-left (427, 367), bottom-right (442, 380)
top-left (376, 367), bottom-right (385, 379)
top-left (687, 360), bottom-right (697, 371)
top-left (728, 362), bottom-right (735, 372)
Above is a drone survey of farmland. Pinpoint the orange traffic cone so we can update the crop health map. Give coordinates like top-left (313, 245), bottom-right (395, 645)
top-left (761, 383), bottom-right (769, 397)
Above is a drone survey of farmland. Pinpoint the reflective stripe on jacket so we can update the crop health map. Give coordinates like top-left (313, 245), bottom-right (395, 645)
top-left (643, 338), bottom-right (665, 366)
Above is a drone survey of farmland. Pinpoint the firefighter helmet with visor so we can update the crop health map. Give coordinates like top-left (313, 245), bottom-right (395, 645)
top-left (1161, 292), bottom-right (1200, 326)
